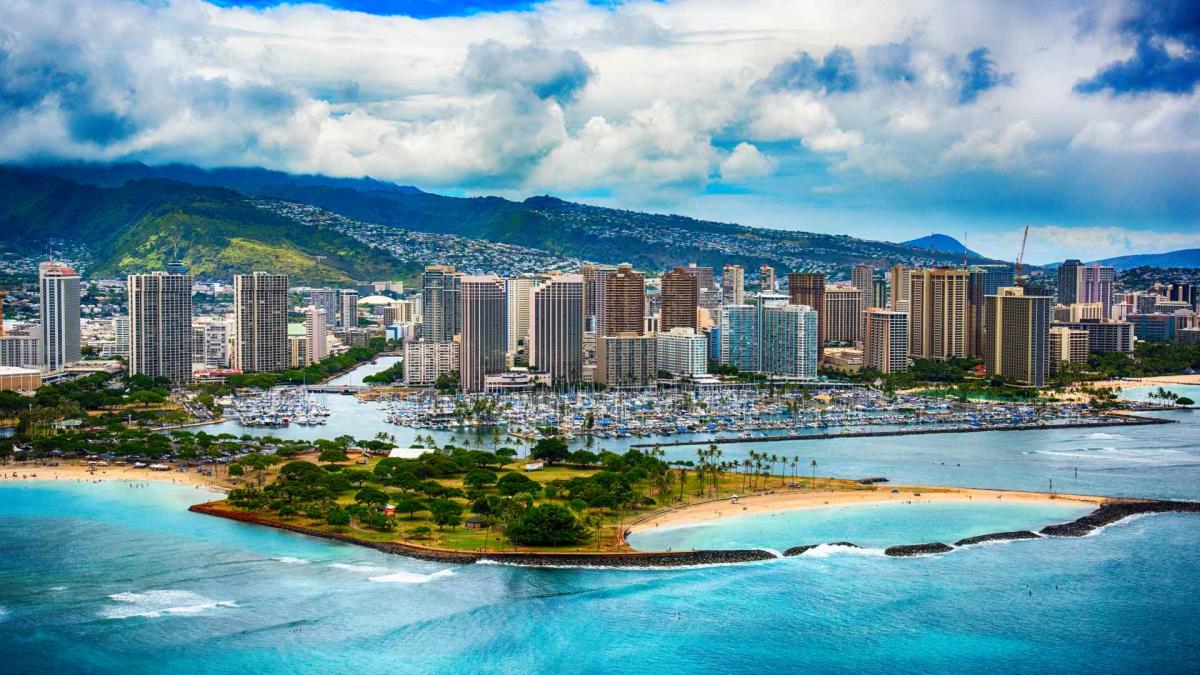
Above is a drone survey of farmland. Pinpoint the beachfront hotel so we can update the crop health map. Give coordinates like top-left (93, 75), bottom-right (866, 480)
top-left (459, 275), bottom-right (506, 393)
top-left (984, 286), bottom-right (1052, 387)
top-left (909, 267), bottom-right (970, 362)
top-left (39, 261), bottom-right (81, 373)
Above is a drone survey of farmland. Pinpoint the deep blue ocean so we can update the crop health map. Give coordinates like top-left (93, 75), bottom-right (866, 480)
top-left (2, 408), bottom-right (1199, 673)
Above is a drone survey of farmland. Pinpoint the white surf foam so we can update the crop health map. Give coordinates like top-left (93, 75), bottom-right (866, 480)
top-left (368, 569), bottom-right (455, 584)
top-left (100, 590), bottom-right (237, 619)
top-left (1086, 432), bottom-right (1129, 440)
top-left (273, 556), bottom-right (310, 565)
top-left (328, 562), bottom-right (390, 574)
top-left (48, 586), bottom-right (68, 592)
top-left (799, 543), bottom-right (885, 558)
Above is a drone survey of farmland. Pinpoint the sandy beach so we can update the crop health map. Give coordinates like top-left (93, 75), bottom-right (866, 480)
top-left (1082, 374), bottom-right (1200, 390)
top-left (626, 485), bottom-right (1110, 534)
top-left (2, 461), bottom-right (231, 491)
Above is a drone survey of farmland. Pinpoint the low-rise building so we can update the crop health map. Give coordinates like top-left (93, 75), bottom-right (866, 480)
top-left (1049, 326), bottom-right (1089, 373)
top-left (0, 366), bottom-right (41, 392)
top-left (596, 333), bottom-right (656, 387)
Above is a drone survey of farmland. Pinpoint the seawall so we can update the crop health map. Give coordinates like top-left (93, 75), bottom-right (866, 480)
top-left (630, 415), bottom-right (1174, 448)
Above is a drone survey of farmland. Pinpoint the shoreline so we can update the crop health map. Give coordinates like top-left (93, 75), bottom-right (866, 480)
top-left (630, 413), bottom-right (1175, 448)
top-left (1085, 374), bottom-right (1200, 390)
top-left (2, 461), bottom-right (231, 492)
top-left (624, 486), bottom-right (1109, 536)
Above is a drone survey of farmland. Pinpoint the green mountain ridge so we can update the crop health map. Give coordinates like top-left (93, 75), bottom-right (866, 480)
top-left (0, 169), bottom-right (414, 283)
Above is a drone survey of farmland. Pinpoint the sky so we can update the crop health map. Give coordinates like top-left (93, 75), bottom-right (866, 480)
top-left (1, 0), bottom-right (1198, 264)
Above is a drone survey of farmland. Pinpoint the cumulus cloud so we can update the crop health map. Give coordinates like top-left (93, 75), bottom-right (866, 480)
top-left (941, 120), bottom-right (1037, 171)
top-left (953, 48), bottom-right (1015, 104)
top-left (719, 142), bottom-right (773, 180)
top-left (746, 92), bottom-right (862, 152)
top-left (1075, 0), bottom-right (1200, 96)
top-left (760, 46), bottom-right (859, 93)
top-left (0, 0), bottom-right (1194, 235)
top-left (461, 40), bottom-right (593, 103)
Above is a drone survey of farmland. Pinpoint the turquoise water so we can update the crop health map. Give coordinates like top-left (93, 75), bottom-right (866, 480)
top-left (3, 410), bottom-right (1200, 672)
top-left (1120, 383), bottom-right (1200, 405)
top-left (627, 500), bottom-right (1095, 552)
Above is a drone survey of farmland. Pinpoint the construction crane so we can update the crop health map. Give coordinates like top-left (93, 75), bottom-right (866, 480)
top-left (1014, 225), bottom-right (1030, 286)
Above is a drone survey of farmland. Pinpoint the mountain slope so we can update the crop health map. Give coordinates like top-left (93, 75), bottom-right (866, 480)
top-left (0, 169), bottom-right (413, 283)
top-left (903, 234), bottom-right (980, 258)
top-left (1093, 249), bottom-right (1200, 271)
top-left (12, 163), bottom-right (1007, 277)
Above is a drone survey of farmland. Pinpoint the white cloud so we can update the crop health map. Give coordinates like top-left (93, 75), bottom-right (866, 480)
top-left (745, 92), bottom-right (862, 152)
top-left (971, 225), bottom-right (1200, 264)
top-left (940, 120), bottom-right (1037, 171)
top-left (1071, 94), bottom-right (1200, 154)
top-left (719, 142), bottom-right (773, 180)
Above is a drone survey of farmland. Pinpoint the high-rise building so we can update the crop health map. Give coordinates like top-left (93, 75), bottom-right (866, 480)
top-left (909, 268), bottom-right (970, 361)
top-left (380, 301), bottom-right (416, 327)
top-left (128, 272), bottom-right (194, 383)
top-left (967, 269), bottom-right (986, 358)
top-left (308, 288), bottom-right (338, 328)
top-left (504, 275), bottom-right (538, 354)
top-left (459, 276), bottom-right (506, 392)
top-left (977, 264), bottom-right (1016, 296)
top-left (1077, 263), bottom-right (1115, 318)
top-left (1049, 326), bottom-right (1088, 373)
top-left (403, 340), bottom-right (460, 387)
top-left (39, 261), bottom-right (81, 372)
top-left (529, 274), bottom-right (584, 384)
top-left (603, 264), bottom-right (645, 336)
top-left (685, 264), bottom-right (714, 293)
top-left (984, 287), bottom-right (1052, 387)
top-left (661, 268), bottom-right (699, 332)
top-left (870, 278), bottom-right (887, 309)
top-left (596, 333), bottom-right (657, 387)
top-left (851, 264), bottom-right (874, 294)
top-left (888, 264), bottom-right (910, 309)
top-left (1057, 259), bottom-right (1082, 305)
top-left (760, 304), bottom-right (819, 379)
top-left (338, 290), bottom-right (360, 329)
top-left (0, 330), bottom-right (41, 368)
top-left (787, 272), bottom-right (825, 357)
top-left (580, 264), bottom-right (617, 334)
top-left (823, 286), bottom-right (865, 344)
top-left (719, 304), bottom-right (759, 372)
top-left (233, 272), bottom-right (289, 373)
top-left (655, 327), bottom-right (707, 378)
top-left (421, 265), bottom-right (461, 342)
top-left (759, 264), bottom-right (776, 292)
top-left (862, 309), bottom-right (909, 374)
top-left (305, 306), bottom-right (329, 363)
top-left (721, 264), bottom-right (745, 306)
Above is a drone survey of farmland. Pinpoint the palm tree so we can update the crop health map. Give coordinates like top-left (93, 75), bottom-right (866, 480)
top-left (811, 459), bottom-right (818, 490)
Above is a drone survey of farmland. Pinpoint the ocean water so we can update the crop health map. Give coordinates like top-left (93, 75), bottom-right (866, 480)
top-left (626, 500), bottom-right (1095, 552)
top-left (3, 409), bottom-right (1199, 672)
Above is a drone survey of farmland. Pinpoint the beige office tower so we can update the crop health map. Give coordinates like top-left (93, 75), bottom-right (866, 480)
top-left (602, 264), bottom-right (645, 336)
top-left (580, 264), bottom-right (617, 333)
top-left (823, 286), bottom-right (866, 344)
top-left (128, 272), bottom-right (194, 383)
top-left (1049, 326), bottom-right (1088, 373)
top-left (721, 264), bottom-right (745, 305)
top-left (459, 276), bottom-right (506, 392)
top-left (759, 264), bottom-right (776, 292)
top-left (596, 333), bottom-right (657, 387)
top-left (851, 264), bottom-right (874, 294)
top-left (889, 264), bottom-right (910, 309)
top-left (529, 274), bottom-right (585, 384)
top-left (233, 272), bottom-right (289, 373)
top-left (305, 306), bottom-right (329, 363)
top-left (909, 268), bottom-right (969, 361)
top-left (661, 268), bottom-right (699, 332)
top-left (984, 286), bottom-right (1052, 387)
top-left (505, 275), bottom-right (538, 353)
top-left (862, 308), bottom-right (909, 373)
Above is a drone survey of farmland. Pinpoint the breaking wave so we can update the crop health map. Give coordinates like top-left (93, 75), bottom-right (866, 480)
top-left (100, 590), bottom-right (237, 620)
